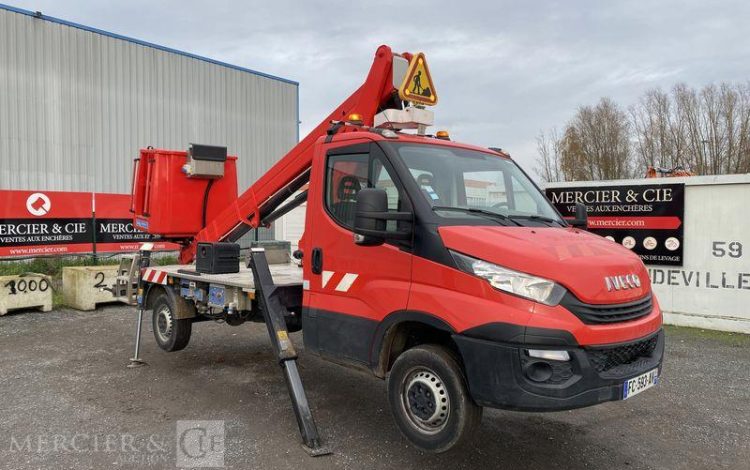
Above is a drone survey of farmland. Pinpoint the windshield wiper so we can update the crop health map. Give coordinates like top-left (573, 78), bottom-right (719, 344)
top-left (431, 206), bottom-right (521, 226)
top-left (506, 214), bottom-right (563, 226)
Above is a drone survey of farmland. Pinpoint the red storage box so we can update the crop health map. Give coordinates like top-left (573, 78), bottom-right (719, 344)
top-left (131, 148), bottom-right (238, 238)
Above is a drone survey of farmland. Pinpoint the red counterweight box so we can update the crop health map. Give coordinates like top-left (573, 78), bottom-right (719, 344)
top-left (131, 148), bottom-right (238, 239)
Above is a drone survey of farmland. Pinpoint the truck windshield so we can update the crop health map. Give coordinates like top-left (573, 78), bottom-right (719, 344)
top-left (391, 143), bottom-right (563, 225)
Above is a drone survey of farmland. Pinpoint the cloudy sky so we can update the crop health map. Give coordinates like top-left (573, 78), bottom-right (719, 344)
top-left (9, 0), bottom-right (749, 174)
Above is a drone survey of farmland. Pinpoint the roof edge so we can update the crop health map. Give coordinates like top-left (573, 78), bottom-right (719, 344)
top-left (542, 173), bottom-right (750, 188)
top-left (0, 3), bottom-right (299, 86)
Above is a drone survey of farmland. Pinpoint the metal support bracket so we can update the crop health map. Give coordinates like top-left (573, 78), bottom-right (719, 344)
top-left (248, 248), bottom-right (331, 456)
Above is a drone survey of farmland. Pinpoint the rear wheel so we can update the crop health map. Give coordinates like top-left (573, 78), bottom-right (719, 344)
top-left (152, 293), bottom-right (192, 352)
top-left (387, 344), bottom-right (482, 453)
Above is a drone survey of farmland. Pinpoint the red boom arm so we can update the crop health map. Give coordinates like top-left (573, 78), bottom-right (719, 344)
top-left (178, 45), bottom-right (408, 263)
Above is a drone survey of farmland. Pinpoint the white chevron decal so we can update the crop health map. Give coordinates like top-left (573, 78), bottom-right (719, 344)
top-left (321, 270), bottom-right (334, 288)
top-left (335, 273), bottom-right (359, 292)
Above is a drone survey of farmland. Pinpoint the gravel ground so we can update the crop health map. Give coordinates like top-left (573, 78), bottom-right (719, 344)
top-left (0, 305), bottom-right (748, 470)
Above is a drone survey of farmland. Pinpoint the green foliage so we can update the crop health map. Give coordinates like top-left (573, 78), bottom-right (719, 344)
top-left (0, 253), bottom-right (179, 277)
top-left (154, 255), bottom-right (179, 266)
top-left (0, 256), bottom-right (113, 277)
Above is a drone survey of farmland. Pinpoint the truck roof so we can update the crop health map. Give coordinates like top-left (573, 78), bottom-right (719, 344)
top-left (320, 129), bottom-right (512, 159)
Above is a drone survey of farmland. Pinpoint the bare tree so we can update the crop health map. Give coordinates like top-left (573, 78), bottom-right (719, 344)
top-left (537, 82), bottom-right (750, 180)
top-left (632, 82), bottom-right (750, 175)
top-left (559, 98), bottom-right (632, 181)
top-left (535, 128), bottom-right (563, 182)
top-left (559, 125), bottom-right (587, 181)
top-left (630, 88), bottom-right (688, 171)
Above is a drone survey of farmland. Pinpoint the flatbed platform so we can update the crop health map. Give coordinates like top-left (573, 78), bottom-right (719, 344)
top-left (144, 262), bottom-right (303, 292)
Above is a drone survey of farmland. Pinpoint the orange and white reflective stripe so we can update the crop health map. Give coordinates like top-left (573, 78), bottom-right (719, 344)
top-left (321, 270), bottom-right (359, 292)
top-left (143, 268), bottom-right (168, 285)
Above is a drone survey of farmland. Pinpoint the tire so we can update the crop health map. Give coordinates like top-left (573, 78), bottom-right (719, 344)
top-left (151, 293), bottom-right (192, 352)
top-left (387, 344), bottom-right (483, 453)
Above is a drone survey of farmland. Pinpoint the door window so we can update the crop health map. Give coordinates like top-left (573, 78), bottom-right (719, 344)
top-left (325, 153), bottom-right (368, 228)
top-left (325, 150), bottom-right (406, 230)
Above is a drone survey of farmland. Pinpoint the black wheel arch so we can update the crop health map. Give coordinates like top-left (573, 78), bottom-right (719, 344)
top-left (143, 284), bottom-right (164, 310)
top-left (370, 310), bottom-right (459, 378)
top-left (145, 283), bottom-right (196, 319)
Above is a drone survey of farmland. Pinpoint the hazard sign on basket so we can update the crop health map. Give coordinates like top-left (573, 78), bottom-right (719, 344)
top-left (398, 53), bottom-right (438, 106)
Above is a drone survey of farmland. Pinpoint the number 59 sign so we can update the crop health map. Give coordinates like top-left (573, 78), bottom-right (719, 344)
top-left (712, 241), bottom-right (743, 259)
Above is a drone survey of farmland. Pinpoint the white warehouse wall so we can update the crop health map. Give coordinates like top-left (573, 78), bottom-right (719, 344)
top-left (276, 199), bottom-right (306, 253)
top-left (0, 6), bottom-right (299, 239)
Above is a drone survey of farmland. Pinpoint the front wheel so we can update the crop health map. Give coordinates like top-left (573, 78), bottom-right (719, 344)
top-left (387, 344), bottom-right (482, 453)
top-left (152, 294), bottom-right (192, 352)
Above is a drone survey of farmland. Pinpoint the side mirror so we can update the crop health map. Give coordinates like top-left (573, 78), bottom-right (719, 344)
top-left (354, 188), bottom-right (387, 246)
top-left (353, 188), bottom-right (412, 246)
top-left (571, 202), bottom-right (588, 229)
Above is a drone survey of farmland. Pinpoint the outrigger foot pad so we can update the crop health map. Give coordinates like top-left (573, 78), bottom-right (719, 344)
top-left (127, 358), bottom-right (147, 368)
top-left (302, 444), bottom-right (332, 457)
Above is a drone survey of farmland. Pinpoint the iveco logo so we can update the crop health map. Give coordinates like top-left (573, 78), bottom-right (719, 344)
top-left (605, 274), bottom-right (641, 291)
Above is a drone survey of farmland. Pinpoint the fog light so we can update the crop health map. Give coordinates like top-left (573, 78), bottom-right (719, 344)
top-left (526, 361), bottom-right (554, 382)
top-left (528, 349), bottom-right (570, 361)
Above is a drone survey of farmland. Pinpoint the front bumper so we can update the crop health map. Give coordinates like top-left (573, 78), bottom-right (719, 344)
top-left (453, 328), bottom-right (664, 412)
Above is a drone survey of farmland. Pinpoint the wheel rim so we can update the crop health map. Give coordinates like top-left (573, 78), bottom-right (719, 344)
top-left (155, 305), bottom-right (173, 343)
top-left (401, 367), bottom-right (451, 434)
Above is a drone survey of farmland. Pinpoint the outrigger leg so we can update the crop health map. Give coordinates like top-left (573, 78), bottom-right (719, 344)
top-left (128, 244), bottom-right (153, 368)
top-left (248, 247), bottom-right (331, 456)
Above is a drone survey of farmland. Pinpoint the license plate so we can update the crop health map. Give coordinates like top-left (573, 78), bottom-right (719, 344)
top-left (622, 368), bottom-right (659, 400)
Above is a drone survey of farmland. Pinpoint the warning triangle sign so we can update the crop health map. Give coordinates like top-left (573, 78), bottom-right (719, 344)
top-left (398, 53), bottom-right (438, 106)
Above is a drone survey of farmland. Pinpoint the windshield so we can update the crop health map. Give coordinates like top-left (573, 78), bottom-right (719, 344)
top-left (392, 143), bottom-right (563, 224)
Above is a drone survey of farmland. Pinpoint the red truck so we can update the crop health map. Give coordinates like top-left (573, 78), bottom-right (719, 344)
top-left (127, 46), bottom-right (663, 453)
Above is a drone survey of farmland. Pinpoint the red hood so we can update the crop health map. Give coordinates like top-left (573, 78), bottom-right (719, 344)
top-left (438, 226), bottom-right (651, 304)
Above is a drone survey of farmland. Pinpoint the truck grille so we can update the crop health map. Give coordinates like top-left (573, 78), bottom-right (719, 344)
top-left (561, 293), bottom-right (653, 324)
top-left (587, 334), bottom-right (659, 373)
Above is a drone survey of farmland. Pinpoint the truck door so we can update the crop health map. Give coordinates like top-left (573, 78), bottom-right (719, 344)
top-left (301, 139), bottom-right (413, 368)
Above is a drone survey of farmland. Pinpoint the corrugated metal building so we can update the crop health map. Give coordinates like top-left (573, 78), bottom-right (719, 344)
top-left (0, 5), bottom-right (299, 238)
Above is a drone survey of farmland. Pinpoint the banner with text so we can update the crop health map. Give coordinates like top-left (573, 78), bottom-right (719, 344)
top-left (545, 183), bottom-right (685, 266)
top-left (0, 190), bottom-right (178, 258)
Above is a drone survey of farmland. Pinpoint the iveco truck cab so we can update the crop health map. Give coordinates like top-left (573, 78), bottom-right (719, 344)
top-left (299, 129), bottom-right (663, 450)
top-left (130, 46), bottom-right (663, 453)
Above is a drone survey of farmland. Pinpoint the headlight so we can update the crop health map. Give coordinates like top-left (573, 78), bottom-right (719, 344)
top-left (450, 251), bottom-right (566, 306)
